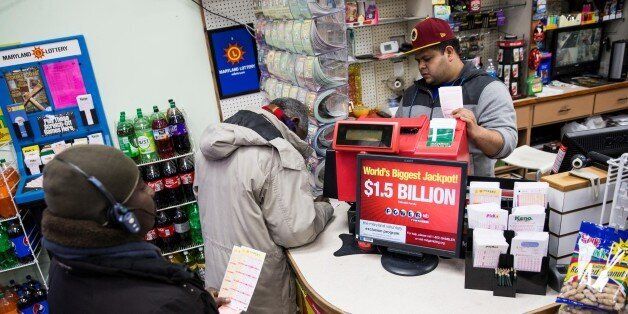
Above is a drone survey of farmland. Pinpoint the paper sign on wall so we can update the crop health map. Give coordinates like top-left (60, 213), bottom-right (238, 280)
top-left (42, 59), bottom-right (86, 109)
top-left (37, 112), bottom-right (78, 137)
top-left (4, 67), bottom-right (51, 113)
top-left (0, 39), bottom-right (81, 67)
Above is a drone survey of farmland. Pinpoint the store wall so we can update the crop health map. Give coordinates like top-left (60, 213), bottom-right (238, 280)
top-left (0, 0), bottom-right (220, 144)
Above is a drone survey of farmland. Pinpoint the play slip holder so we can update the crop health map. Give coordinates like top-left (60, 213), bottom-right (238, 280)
top-left (463, 177), bottom-right (549, 298)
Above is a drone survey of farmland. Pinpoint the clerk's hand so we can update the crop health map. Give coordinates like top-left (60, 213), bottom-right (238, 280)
top-left (451, 108), bottom-right (479, 138)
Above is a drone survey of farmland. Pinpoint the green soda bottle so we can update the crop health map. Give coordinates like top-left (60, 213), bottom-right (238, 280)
top-left (0, 224), bottom-right (17, 268)
top-left (134, 109), bottom-right (158, 163)
top-left (186, 203), bottom-right (203, 244)
top-left (116, 112), bottom-right (140, 162)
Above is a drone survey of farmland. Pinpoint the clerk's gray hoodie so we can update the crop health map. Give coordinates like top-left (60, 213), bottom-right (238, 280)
top-left (396, 62), bottom-right (518, 176)
top-left (194, 108), bottom-right (333, 314)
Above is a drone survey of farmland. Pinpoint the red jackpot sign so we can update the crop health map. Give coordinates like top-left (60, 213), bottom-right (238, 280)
top-left (356, 155), bottom-right (467, 257)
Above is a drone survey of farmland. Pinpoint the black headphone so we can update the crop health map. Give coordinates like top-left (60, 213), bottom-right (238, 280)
top-left (56, 158), bottom-right (141, 234)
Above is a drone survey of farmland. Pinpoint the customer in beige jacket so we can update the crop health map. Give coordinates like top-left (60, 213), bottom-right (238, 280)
top-left (194, 98), bottom-right (334, 313)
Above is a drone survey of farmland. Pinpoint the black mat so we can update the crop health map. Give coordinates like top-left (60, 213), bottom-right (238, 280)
top-left (333, 233), bottom-right (381, 257)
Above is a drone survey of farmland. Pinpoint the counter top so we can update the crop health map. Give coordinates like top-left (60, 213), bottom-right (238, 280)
top-left (287, 202), bottom-right (558, 313)
top-left (513, 81), bottom-right (628, 107)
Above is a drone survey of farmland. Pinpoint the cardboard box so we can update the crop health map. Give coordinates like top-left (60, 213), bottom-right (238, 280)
top-left (549, 203), bottom-right (612, 235)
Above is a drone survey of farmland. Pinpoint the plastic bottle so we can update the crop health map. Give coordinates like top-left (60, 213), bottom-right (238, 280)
top-left (0, 160), bottom-right (18, 191)
top-left (0, 227), bottom-right (17, 269)
top-left (172, 207), bottom-right (191, 246)
top-left (134, 109), bottom-right (158, 163)
top-left (144, 217), bottom-right (159, 248)
top-left (2, 286), bottom-right (17, 305)
top-left (162, 161), bottom-right (182, 207)
top-left (151, 106), bottom-right (175, 159)
top-left (0, 292), bottom-right (18, 314)
top-left (167, 99), bottom-right (191, 154)
top-left (194, 247), bottom-right (206, 281)
top-left (485, 59), bottom-right (497, 78)
top-left (0, 163), bottom-right (16, 219)
top-left (183, 251), bottom-right (195, 270)
top-left (155, 211), bottom-right (176, 252)
top-left (177, 157), bottom-right (195, 203)
top-left (23, 276), bottom-right (36, 291)
top-left (7, 222), bottom-right (32, 264)
top-left (143, 164), bottom-right (165, 209)
top-left (187, 203), bottom-right (203, 244)
top-left (116, 112), bottom-right (140, 162)
top-left (30, 281), bottom-right (48, 314)
top-left (6, 281), bottom-right (19, 296)
top-left (15, 290), bottom-right (30, 314)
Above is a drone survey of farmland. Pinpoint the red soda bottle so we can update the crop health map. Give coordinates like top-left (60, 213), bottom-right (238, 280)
top-left (151, 106), bottom-right (174, 159)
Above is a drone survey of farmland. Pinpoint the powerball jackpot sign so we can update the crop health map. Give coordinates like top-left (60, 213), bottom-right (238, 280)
top-left (356, 155), bottom-right (467, 256)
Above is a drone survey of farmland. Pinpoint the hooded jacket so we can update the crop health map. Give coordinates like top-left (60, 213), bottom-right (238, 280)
top-left (194, 108), bottom-right (334, 313)
top-left (395, 62), bottom-right (517, 176)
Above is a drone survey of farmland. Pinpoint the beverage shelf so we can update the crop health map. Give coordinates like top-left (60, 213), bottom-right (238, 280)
top-left (162, 243), bottom-right (203, 257)
top-left (156, 200), bottom-right (197, 212)
top-left (0, 215), bottom-right (19, 223)
top-left (136, 151), bottom-right (194, 167)
top-left (0, 242), bottom-right (43, 274)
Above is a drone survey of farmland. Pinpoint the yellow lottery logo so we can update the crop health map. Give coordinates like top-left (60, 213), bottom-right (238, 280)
top-left (411, 29), bottom-right (418, 42)
top-left (224, 43), bottom-right (245, 65)
top-left (32, 47), bottom-right (45, 59)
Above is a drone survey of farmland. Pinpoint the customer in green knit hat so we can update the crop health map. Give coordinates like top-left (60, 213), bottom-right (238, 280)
top-left (41, 145), bottom-right (226, 313)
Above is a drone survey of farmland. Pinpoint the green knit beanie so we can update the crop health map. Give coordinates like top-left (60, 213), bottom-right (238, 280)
top-left (42, 145), bottom-right (142, 248)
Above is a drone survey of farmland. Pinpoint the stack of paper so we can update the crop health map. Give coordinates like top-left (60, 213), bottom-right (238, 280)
top-left (513, 182), bottom-right (549, 208)
top-left (427, 118), bottom-right (456, 147)
top-left (511, 232), bottom-right (549, 272)
top-left (218, 246), bottom-right (266, 313)
top-left (508, 205), bottom-right (546, 232)
top-left (473, 228), bottom-right (509, 269)
top-left (469, 181), bottom-right (502, 205)
top-left (467, 203), bottom-right (509, 230)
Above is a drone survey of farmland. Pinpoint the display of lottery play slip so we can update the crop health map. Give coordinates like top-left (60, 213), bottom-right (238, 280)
top-left (355, 154), bottom-right (467, 276)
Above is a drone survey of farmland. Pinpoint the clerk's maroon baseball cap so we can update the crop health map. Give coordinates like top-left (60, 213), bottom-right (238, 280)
top-left (405, 18), bottom-right (456, 55)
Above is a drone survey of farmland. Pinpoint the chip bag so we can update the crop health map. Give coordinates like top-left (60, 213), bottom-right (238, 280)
top-left (556, 222), bottom-right (627, 313)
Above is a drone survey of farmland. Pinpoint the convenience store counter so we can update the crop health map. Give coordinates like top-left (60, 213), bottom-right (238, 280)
top-left (287, 201), bottom-right (558, 313)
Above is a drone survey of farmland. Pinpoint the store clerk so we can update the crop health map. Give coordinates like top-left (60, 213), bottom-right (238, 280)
top-left (396, 18), bottom-right (517, 177)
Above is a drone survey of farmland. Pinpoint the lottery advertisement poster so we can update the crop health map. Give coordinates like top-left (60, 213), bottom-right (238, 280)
top-left (207, 24), bottom-right (260, 99)
top-left (357, 155), bottom-right (466, 255)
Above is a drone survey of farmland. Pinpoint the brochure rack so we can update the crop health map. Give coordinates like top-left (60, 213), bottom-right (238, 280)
top-left (254, 1), bottom-right (348, 195)
top-left (0, 36), bottom-right (112, 204)
top-left (463, 176), bottom-right (549, 297)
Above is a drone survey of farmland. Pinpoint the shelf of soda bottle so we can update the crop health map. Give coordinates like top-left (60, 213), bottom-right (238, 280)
top-left (157, 200), bottom-right (197, 213)
top-left (136, 152), bottom-right (194, 167)
top-left (162, 243), bottom-right (204, 257)
top-left (0, 275), bottom-right (48, 313)
top-left (166, 244), bottom-right (206, 282)
top-left (0, 221), bottom-right (42, 273)
top-left (145, 200), bottom-right (203, 257)
top-left (116, 99), bottom-right (193, 166)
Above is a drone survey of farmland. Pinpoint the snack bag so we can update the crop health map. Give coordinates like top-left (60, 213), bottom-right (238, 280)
top-left (557, 222), bottom-right (627, 312)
